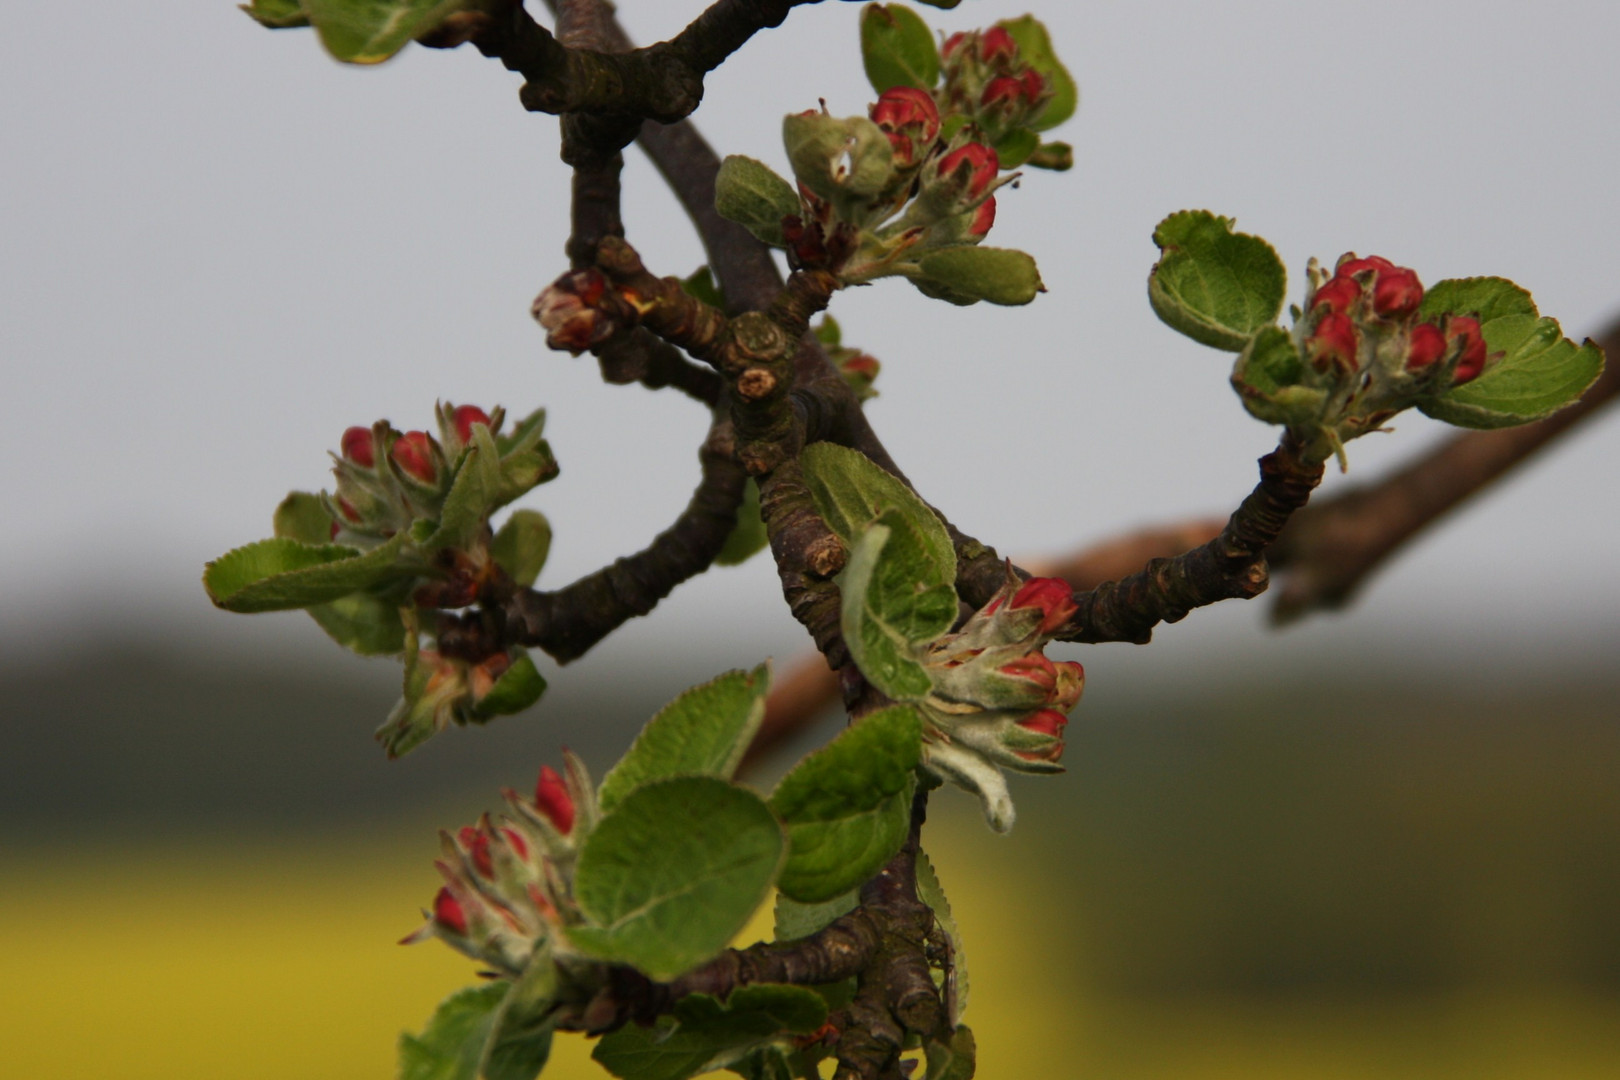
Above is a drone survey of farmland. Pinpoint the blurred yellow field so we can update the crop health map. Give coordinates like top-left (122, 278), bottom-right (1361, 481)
top-left (5, 825), bottom-right (1619, 1079)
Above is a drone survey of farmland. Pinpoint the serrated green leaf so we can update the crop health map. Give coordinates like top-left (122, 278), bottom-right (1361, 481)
top-left (773, 889), bottom-right (859, 942)
top-left (715, 156), bottom-right (800, 248)
top-left (398, 982), bottom-right (507, 1080)
top-left (915, 850), bottom-right (968, 1024)
top-left (770, 704), bottom-right (922, 902)
top-left (597, 666), bottom-right (771, 813)
top-left (838, 522), bottom-right (949, 701)
top-left (991, 127), bottom-right (1040, 169)
top-left (204, 531), bottom-right (415, 613)
top-left (306, 591), bottom-right (408, 655)
top-left (272, 491), bottom-right (334, 544)
top-left (799, 442), bottom-right (953, 577)
top-left (915, 246), bottom-right (1044, 306)
top-left (240, 0), bottom-right (310, 28)
top-left (469, 651), bottom-right (546, 720)
top-left (424, 425), bottom-right (503, 551)
top-left (593, 985), bottom-right (826, 1080)
top-left (716, 479), bottom-right (769, 567)
top-left (490, 510), bottom-right (552, 587)
top-left (569, 778), bottom-right (784, 980)
top-left (301, 0), bottom-right (470, 64)
top-left (1420, 314), bottom-right (1604, 429)
top-left (1148, 210), bottom-right (1286, 351)
top-left (997, 15), bottom-right (1076, 132)
top-left (860, 3), bottom-right (940, 93)
top-left (1418, 276), bottom-right (1538, 324)
top-left (1230, 324), bottom-right (1325, 427)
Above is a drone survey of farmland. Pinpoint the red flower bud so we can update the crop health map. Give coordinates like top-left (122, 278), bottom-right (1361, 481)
top-left (1405, 322), bottom-right (1446, 370)
top-left (1000, 652), bottom-right (1059, 693)
top-left (452, 405), bottom-right (491, 444)
top-left (391, 431), bottom-right (438, 484)
top-left (1018, 69), bottom-right (1046, 103)
top-left (459, 825), bottom-right (495, 879)
top-left (1447, 316), bottom-right (1488, 383)
top-left (968, 195), bottom-right (997, 238)
top-left (1334, 254), bottom-right (1395, 280)
top-left (981, 76), bottom-right (1027, 110)
top-left (1010, 576), bottom-right (1078, 635)
top-left (938, 142), bottom-right (1000, 199)
top-left (870, 87), bottom-right (940, 141)
top-left (1308, 312), bottom-right (1359, 375)
top-left (340, 426), bottom-right (375, 467)
top-left (979, 26), bottom-right (1018, 65)
top-left (500, 826), bottom-right (529, 861)
top-left (1018, 708), bottom-right (1068, 738)
top-left (534, 765), bottom-right (575, 835)
top-left (942, 32), bottom-right (967, 60)
top-left (1372, 266), bottom-right (1423, 318)
top-left (1310, 276), bottom-right (1361, 317)
top-left (432, 886), bottom-right (467, 935)
top-left (336, 497), bottom-right (363, 524)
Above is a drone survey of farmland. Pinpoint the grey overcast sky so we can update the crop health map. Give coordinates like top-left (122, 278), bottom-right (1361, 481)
top-left (3, 1), bottom-right (1617, 679)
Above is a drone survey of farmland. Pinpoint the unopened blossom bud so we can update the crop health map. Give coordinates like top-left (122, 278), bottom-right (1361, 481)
top-left (941, 32), bottom-right (967, 60)
top-left (1018, 69), bottom-right (1046, 102)
top-left (1310, 276), bottom-right (1361, 317)
top-left (1448, 316), bottom-right (1488, 383)
top-left (341, 426), bottom-right (376, 467)
top-left (1050, 660), bottom-right (1085, 712)
top-left (981, 76), bottom-right (1028, 110)
top-left (938, 142), bottom-right (1000, 199)
top-left (532, 268), bottom-right (617, 355)
top-left (534, 765), bottom-right (575, 835)
top-left (391, 431), bottom-right (438, 484)
top-left (1017, 708), bottom-right (1068, 738)
top-left (459, 826), bottom-right (495, 879)
top-left (968, 195), bottom-right (996, 238)
top-left (336, 497), bottom-right (363, 524)
top-left (999, 652), bottom-right (1058, 694)
top-left (1405, 322), bottom-right (1446, 370)
top-left (1372, 265), bottom-right (1423, 318)
top-left (432, 886), bottom-right (468, 935)
top-left (1011, 576), bottom-right (1078, 636)
top-left (452, 405), bottom-right (491, 444)
top-left (870, 87), bottom-right (940, 164)
top-left (500, 826), bottom-right (529, 861)
top-left (979, 26), bottom-right (1018, 65)
top-left (1334, 254), bottom-right (1395, 280)
top-left (1308, 312), bottom-right (1359, 375)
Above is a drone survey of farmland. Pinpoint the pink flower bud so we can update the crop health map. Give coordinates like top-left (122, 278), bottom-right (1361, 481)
top-left (341, 426), bottom-right (375, 467)
top-left (534, 765), bottom-right (575, 835)
top-left (1334, 254), bottom-right (1395, 280)
top-left (1308, 312), bottom-right (1359, 375)
top-left (942, 32), bottom-right (967, 60)
top-left (452, 405), bottom-right (491, 444)
top-left (979, 26), bottom-right (1018, 65)
top-left (432, 886), bottom-right (467, 935)
top-left (981, 76), bottom-right (1027, 110)
top-left (391, 431), bottom-right (438, 484)
top-left (1000, 652), bottom-right (1058, 694)
top-left (938, 142), bottom-right (1000, 199)
top-left (1372, 266), bottom-right (1423, 318)
top-left (1018, 69), bottom-right (1046, 103)
top-left (1010, 576), bottom-right (1078, 635)
top-left (500, 826), bottom-right (529, 861)
top-left (968, 195), bottom-right (997, 238)
top-left (1310, 276), bottom-right (1361, 316)
top-left (870, 87), bottom-right (940, 142)
top-left (337, 497), bottom-right (363, 524)
top-left (1405, 322), bottom-right (1446, 370)
top-left (1447, 316), bottom-right (1488, 383)
top-left (459, 825), bottom-right (495, 879)
top-left (1017, 708), bottom-right (1068, 738)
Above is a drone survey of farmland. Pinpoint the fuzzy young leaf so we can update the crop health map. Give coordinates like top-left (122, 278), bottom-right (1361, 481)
top-left (715, 479), bottom-right (769, 567)
top-left (769, 704), bottom-right (922, 902)
top-left (800, 442), bottom-right (954, 577)
top-left (569, 777), bottom-right (784, 980)
top-left (860, 3), bottom-right (941, 93)
top-left (1230, 324), bottom-right (1326, 428)
top-left (423, 425), bottom-right (504, 551)
top-left (915, 850), bottom-right (968, 1023)
top-left (1148, 210), bottom-right (1286, 351)
top-left (773, 889), bottom-right (858, 942)
top-left (592, 985), bottom-right (826, 1080)
top-left (915, 247), bottom-right (1044, 306)
top-left (481, 949), bottom-right (560, 1080)
top-left (1417, 278), bottom-right (1604, 429)
top-left (272, 491), bottom-right (334, 544)
top-left (597, 665), bottom-right (771, 813)
top-left (204, 531), bottom-right (414, 613)
top-left (997, 15), bottom-right (1077, 131)
top-left (715, 156), bottom-right (800, 248)
top-left (783, 113), bottom-right (895, 205)
top-left (398, 982), bottom-right (507, 1080)
top-left (469, 651), bottom-right (546, 721)
top-left (838, 522), bottom-right (952, 700)
top-left (495, 406), bottom-right (547, 457)
top-left (490, 510), bottom-right (552, 587)
top-left (240, 0), bottom-right (309, 28)
top-left (307, 592), bottom-right (408, 656)
top-left (301, 0), bottom-right (471, 64)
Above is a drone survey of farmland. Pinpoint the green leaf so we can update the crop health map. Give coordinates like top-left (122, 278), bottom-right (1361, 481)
top-left (1148, 210), bottom-right (1286, 351)
top-left (490, 510), bottom-right (552, 587)
top-left (481, 947), bottom-right (559, 1080)
top-left (424, 425), bottom-right (503, 551)
top-left (1026, 140), bottom-right (1073, 171)
top-left (914, 246), bottom-right (1044, 306)
top-left (836, 523), bottom-right (943, 700)
top-left (715, 479), bottom-right (769, 567)
top-left (469, 651), bottom-right (546, 721)
top-left (494, 446), bottom-right (560, 511)
top-left (799, 442), bottom-right (953, 578)
top-left (860, 3), bottom-right (941, 93)
top-left (1230, 324), bottom-right (1326, 428)
top-left (924, 1025), bottom-right (976, 1080)
top-left (769, 704), bottom-right (922, 902)
top-left (1421, 314), bottom-right (1604, 429)
top-left (597, 666), bottom-right (771, 814)
top-left (306, 591), bottom-right (408, 655)
top-left (728, 1045), bottom-right (802, 1080)
top-left (991, 127), bottom-right (1040, 170)
top-left (715, 157), bottom-right (800, 248)
top-left (569, 777), bottom-right (785, 980)
top-left (496, 407), bottom-right (547, 457)
top-left (204, 531), bottom-right (414, 613)
top-left (915, 850), bottom-right (968, 1023)
top-left (272, 491), bottom-right (334, 545)
top-left (782, 113), bottom-right (895, 207)
top-left (398, 982), bottom-right (507, 1080)
top-left (997, 15), bottom-right (1077, 131)
top-left (773, 890), bottom-right (858, 942)
top-left (813, 314), bottom-right (842, 347)
top-left (593, 985), bottom-right (826, 1080)
top-left (1418, 276), bottom-right (1539, 325)
top-left (240, 0), bottom-right (310, 29)
top-left (301, 0), bottom-right (471, 64)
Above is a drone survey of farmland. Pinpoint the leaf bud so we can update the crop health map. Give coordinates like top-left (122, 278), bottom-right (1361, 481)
top-left (390, 431), bottom-right (439, 485)
top-left (1405, 322), bottom-right (1446, 370)
top-left (340, 425), bottom-right (376, 468)
top-left (1010, 576), bottom-right (1078, 636)
top-left (1308, 312), bottom-right (1359, 375)
top-left (1050, 660), bottom-right (1085, 713)
top-left (534, 765), bottom-right (575, 835)
top-left (1310, 276), bottom-right (1361, 317)
top-left (1448, 316), bottom-right (1489, 383)
top-left (1372, 265), bottom-right (1424, 318)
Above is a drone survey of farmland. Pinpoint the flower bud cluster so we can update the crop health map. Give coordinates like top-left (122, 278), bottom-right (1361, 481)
top-left (532, 268), bottom-right (638, 356)
top-left (403, 755), bottom-right (596, 978)
top-left (918, 571), bottom-right (1084, 775)
top-left (940, 27), bottom-right (1052, 141)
